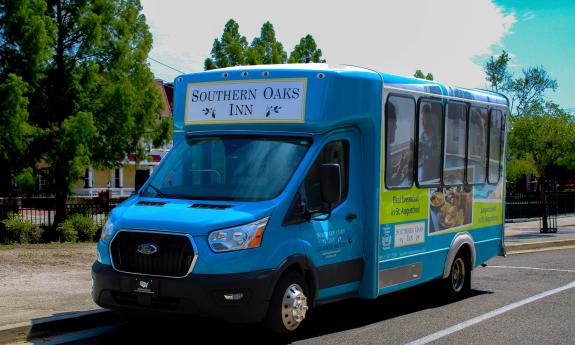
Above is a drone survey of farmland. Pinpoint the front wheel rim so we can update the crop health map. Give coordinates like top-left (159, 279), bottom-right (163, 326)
top-left (281, 283), bottom-right (309, 331)
top-left (451, 258), bottom-right (465, 292)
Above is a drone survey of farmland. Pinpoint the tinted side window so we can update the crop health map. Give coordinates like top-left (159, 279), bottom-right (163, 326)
top-left (466, 107), bottom-right (488, 184)
top-left (443, 102), bottom-right (468, 185)
top-left (386, 95), bottom-right (415, 188)
top-left (488, 110), bottom-right (503, 184)
top-left (304, 141), bottom-right (349, 211)
top-left (417, 100), bottom-right (443, 186)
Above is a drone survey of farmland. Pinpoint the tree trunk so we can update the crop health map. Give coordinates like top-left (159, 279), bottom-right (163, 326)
top-left (53, 170), bottom-right (68, 229)
top-left (0, 166), bottom-right (12, 197)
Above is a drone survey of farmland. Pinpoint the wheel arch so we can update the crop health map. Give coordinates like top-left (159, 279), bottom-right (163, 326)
top-left (442, 232), bottom-right (476, 279)
top-left (268, 255), bottom-right (319, 306)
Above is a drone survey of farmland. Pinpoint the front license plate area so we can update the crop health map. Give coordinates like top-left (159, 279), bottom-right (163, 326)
top-left (130, 277), bottom-right (159, 296)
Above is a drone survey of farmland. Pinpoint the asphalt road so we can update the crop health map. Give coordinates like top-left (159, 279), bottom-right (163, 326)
top-left (72, 248), bottom-right (575, 345)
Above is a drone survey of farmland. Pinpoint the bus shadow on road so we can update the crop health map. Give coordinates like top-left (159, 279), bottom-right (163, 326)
top-left (113, 283), bottom-right (492, 345)
top-left (294, 283), bottom-right (492, 341)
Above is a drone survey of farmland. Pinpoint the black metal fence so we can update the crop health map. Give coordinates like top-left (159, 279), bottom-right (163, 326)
top-left (0, 200), bottom-right (119, 227)
top-left (505, 191), bottom-right (575, 220)
top-left (2, 192), bottom-right (574, 226)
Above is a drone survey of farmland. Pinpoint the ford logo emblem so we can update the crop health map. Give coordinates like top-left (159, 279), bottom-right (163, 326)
top-left (137, 243), bottom-right (159, 255)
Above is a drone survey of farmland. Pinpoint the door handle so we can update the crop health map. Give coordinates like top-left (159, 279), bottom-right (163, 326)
top-left (345, 213), bottom-right (357, 222)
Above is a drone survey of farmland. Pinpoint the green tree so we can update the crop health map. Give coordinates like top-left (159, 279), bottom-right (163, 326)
top-left (414, 69), bottom-right (434, 81)
top-left (246, 21), bottom-right (287, 65)
top-left (506, 158), bottom-right (536, 185)
top-left (485, 51), bottom-right (562, 231)
top-left (508, 67), bottom-right (558, 117)
top-left (288, 34), bottom-right (325, 63)
top-left (204, 19), bottom-right (248, 70)
top-left (0, 0), bottom-right (170, 224)
top-left (484, 51), bottom-right (557, 116)
top-left (509, 102), bottom-right (575, 230)
top-left (484, 50), bottom-right (511, 93)
top-left (0, 0), bottom-right (54, 195)
top-left (0, 74), bottom-right (39, 194)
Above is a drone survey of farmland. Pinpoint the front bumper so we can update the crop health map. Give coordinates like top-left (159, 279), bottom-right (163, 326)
top-left (91, 262), bottom-right (275, 323)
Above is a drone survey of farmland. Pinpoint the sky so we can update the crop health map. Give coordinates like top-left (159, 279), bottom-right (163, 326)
top-left (140, 0), bottom-right (574, 110)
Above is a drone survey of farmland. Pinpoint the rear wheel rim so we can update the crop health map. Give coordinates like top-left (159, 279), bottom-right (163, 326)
top-left (281, 283), bottom-right (308, 331)
top-left (451, 258), bottom-right (465, 292)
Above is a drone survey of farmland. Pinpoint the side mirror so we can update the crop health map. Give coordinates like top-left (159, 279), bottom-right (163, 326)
top-left (320, 163), bottom-right (341, 208)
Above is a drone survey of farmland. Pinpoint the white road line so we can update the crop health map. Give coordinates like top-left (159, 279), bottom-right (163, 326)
top-left (487, 265), bottom-right (575, 273)
top-left (405, 280), bottom-right (575, 345)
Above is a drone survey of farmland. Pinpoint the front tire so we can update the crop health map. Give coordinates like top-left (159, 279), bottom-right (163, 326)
top-left (264, 271), bottom-right (310, 333)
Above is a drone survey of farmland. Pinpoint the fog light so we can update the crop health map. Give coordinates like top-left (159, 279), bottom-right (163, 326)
top-left (223, 292), bottom-right (244, 301)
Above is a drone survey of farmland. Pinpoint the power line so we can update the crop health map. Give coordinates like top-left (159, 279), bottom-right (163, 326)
top-left (147, 56), bottom-right (186, 74)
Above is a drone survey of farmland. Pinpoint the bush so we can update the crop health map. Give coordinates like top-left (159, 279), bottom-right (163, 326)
top-left (56, 214), bottom-right (97, 242)
top-left (1, 218), bottom-right (43, 244)
top-left (56, 220), bottom-right (78, 243)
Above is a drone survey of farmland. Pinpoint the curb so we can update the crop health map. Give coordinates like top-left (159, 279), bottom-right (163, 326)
top-left (0, 309), bottom-right (118, 344)
top-left (506, 239), bottom-right (575, 253)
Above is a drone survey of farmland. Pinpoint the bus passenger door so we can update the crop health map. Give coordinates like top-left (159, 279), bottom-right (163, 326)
top-left (298, 130), bottom-right (364, 299)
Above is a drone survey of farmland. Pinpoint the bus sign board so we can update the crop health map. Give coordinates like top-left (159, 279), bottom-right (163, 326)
top-left (184, 78), bottom-right (307, 124)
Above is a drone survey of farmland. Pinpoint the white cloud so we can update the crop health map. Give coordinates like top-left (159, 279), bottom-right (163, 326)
top-left (141, 0), bottom-right (516, 88)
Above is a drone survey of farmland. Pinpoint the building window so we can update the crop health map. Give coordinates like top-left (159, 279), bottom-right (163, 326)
top-left (443, 102), bottom-right (468, 186)
top-left (113, 168), bottom-right (122, 188)
top-left (38, 171), bottom-right (49, 192)
top-left (386, 95), bottom-right (416, 189)
top-left (83, 169), bottom-right (90, 188)
top-left (417, 99), bottom-right (443, 187)
top-left (466, 107), bottom-right (488, 184)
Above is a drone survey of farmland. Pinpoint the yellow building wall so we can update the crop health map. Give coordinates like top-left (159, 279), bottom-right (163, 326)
top-left (124, 165), bottom-right (136, 188)
top-left (93, 170), bottom-right (111, 188)
top-left (73, 165), bottom-right (152, 190)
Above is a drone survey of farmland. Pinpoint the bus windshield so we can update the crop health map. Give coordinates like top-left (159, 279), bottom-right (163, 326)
top-left (142, 136), bottom-right (311, 201)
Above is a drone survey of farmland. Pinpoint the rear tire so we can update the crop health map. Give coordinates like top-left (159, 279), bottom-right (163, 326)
top-left (263, 271), bottom-right (310, 334)
top-left (443, 252), bottom-right (471, 298)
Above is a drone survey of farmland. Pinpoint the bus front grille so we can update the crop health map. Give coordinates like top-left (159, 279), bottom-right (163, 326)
top-left (110, 231), bottom-right (195, 278)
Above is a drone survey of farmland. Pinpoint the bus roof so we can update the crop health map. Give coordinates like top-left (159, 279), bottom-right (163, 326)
top-left (192, 63), bottom-right (508, 106)
top-left (172, 64), bottom-right (507, 140)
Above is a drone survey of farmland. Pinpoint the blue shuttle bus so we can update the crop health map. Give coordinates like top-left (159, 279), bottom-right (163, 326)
top-left (92, 64), bottom-right (508, 333)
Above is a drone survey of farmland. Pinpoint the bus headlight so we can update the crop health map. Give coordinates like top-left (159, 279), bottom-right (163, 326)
top-left (208, 217), bottom-right (269, 252)
top-left (100, 218), bottom-right (115, 242)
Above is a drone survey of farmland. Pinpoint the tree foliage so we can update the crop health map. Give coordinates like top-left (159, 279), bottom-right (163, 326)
top-left (414, 69), bottom-right (433, 81)
top-left (509, 102), bottom-right (575, 179)
top-left (204, 19), bottom-right (248, 70)
top-left (246, 21), bottom-right (287, 65)
top-left (288, 34), bottom-right (325, 63)
top-left (0, 0), bottom-right (170, 222)
top-left (485, 52), bottom-right (568, 230)
top-left (484, 51), bottom-right (565, 180)
top-left (484, 50), bottom-right (511, 93)
top-left (508, 67), bottom-right (558, 117)
top-left (0, 74), bottom-right (37, 168)
top-left (484, 51), bottom-right (557, 116)
top-left (205, 19), bottom-right (324, 69)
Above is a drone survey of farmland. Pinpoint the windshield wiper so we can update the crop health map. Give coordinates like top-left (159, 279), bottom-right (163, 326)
top-left (146, 183), bottom-right (166, 198)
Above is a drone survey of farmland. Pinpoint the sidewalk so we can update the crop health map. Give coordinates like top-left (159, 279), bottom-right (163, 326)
top-left (505, 215), bottom-right (575, 251)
